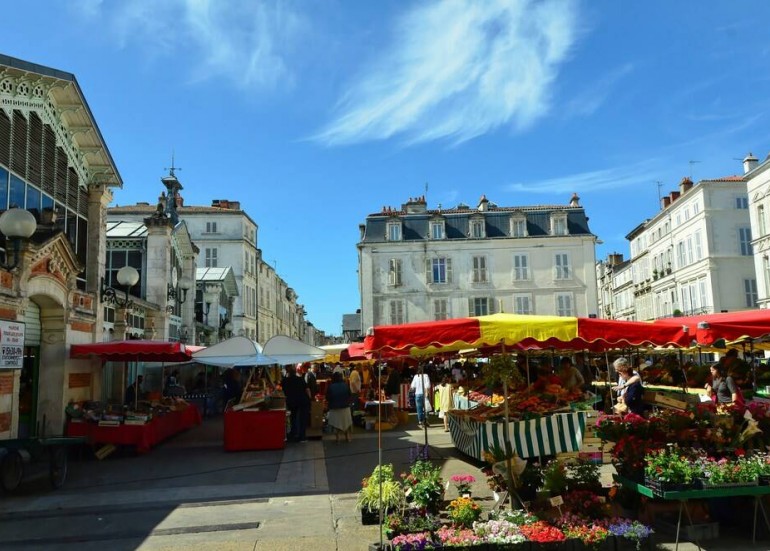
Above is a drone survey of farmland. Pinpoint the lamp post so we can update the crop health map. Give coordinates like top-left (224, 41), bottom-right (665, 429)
top-left (0, 208), bottom-right (37, 270)
top-left (101, 265), bottom-right (140, 309)
top-left (168, 275), bottom-right (193, 305)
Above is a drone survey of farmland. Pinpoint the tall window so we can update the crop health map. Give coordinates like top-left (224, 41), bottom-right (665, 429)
top-left (469, 297), bottom-right (492, 316)
top-left (513, 254), bottom-right (529, 280)
top-left (759, 205), bottom-right (767, 237)
top-left (552, 216), bottom-right (568, 236)
top-left (388, 258), bottom-right (402, 286)
top-left (205, 221), bottom-right (217, 233)
top-left (387, 222), bottom-right (402, 241)
top-left (427, 257), bottom-right (452, 284)
top-left (430, 221), bottom-right (444, 240)
top-left (765, 257), bottom-right (770, 301)
top-left (677, 241), bottom-right (686, 268)
top-left (205, 248), bottom-right (218, 267)
top-left (472, 256), bottom-right (488, 283)
top-left (745, 279), bottom-right (758, 308)
top-left (389, 300), bottom-right (405, 324)
top-left (470, 219), bottom-right (485, 238)
top-left (739, 227), bottom-right (753, 256)
top-left (554, 253), bottom-right (570, 279)
top-left (513, 294), bottom-right (532, 315)
top-left (694, 231), bottom-right (703, 260)
top-left (434, 299), bottom-right (449, 320)
top-left (511, 218), bottom-right (527, 237)
top-left (555, 293), bottom-right (573, 316)
top-left (737, 197), bottom-right (749, 209)
top-left (686, 236), bottom-right (694, 264)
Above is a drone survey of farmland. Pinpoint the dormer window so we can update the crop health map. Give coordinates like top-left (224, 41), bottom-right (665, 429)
top-left (510, 216), bottom-right (527, 237)
top-left (387, 221), bottom-right (402, 241)
top-left (551, 214), bottom-right (568, 236)
top-left (429, 220), bottom-right (445, 240)
top-left (469, 218), bottom-right (486, 238)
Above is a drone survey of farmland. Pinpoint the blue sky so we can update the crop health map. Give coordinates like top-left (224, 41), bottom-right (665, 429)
top-left (5, 1), bottom-right (770, 335)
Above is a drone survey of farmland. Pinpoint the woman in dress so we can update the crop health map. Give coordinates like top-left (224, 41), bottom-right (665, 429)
top-left (705, 362), bottom-right (742, 408)
top-left (436, 375), bottom-right (454, 432)
top-left (326, 371), bottom-right (353, 443)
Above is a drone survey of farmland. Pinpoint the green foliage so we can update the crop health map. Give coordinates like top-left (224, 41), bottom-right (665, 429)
top-left (482, 354), bottom-right (524, 389)
top-left (357, 464), bottom-right (406, 515)
top-left (566, 458), bottom-right (601, 491)
top-left (541, 460), bottom-right (569, 495)
top-left (406, 460), bottom-right (444, 511)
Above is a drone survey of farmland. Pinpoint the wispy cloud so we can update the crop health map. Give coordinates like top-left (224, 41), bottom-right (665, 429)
top-left (314, 0), bottom-right (580, 146)
top-left (506, 160), bottom-right (662, 194)
top-left (71, 0), bottom-right (306, 91)
top-left (564, 63), bottom-right (633, 117)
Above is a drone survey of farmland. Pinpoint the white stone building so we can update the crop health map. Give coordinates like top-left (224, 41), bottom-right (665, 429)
top-left (604, 175), bottom-right (756, 321)
top-left (743, 153), bottom-right (770, 308)
top-left (357, 194), bottom-right (600, 329)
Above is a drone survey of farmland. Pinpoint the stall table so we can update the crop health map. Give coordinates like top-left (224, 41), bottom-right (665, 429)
top-left (66, 406), bottom-right (202, 454)
top-left (614, 474), bottom-right (770, 550)
top-left (223, 408), bottom-right (287, 451)
top-left (448, 411), bottom-right (587, 461)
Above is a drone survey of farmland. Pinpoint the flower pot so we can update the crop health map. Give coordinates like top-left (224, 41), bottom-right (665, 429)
top-left (697, 477), bottom-right (758, 490)
top-left (615, 536), bottom-right (654, 551)
top-left (760, 474), bottom-right (770, 486)
top-left (528, 542), bottom-right (568, 551)
top-left (361, 508), bottom-right (382, 525)
top-left (571, 538), bottom-right (614, 551)
top-left (644, 477), bottom-right (692, 496)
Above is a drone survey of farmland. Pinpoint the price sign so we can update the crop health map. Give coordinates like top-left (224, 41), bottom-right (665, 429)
top-left (0, 321), bottom-right (24, 369)
top-left (549, 495), bottom-right (564, 507)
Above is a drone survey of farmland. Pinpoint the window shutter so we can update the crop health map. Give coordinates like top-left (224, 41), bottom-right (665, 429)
top-left (426, 259), bottom-right (432, 283)
top-left (447, 258), bottom-right (453, 283)
top-left (468, 298), bottom-right (474, 316)
top-left (489, 297), bottom-right (496, 314)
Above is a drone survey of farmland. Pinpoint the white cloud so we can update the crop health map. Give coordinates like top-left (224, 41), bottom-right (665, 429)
top-left (315, 0), bottom-right (580, 146)
top-left (564, 63), bottom-right (633, 117)
top-left (506, 160), bottom-right (662, 194)
top-left (76, 0), bottom-right (305, 91)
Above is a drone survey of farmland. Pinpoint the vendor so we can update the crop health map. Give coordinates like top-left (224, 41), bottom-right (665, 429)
top-left (557, 356), bottom-right (584, 391)
top-left (611, 357), bottom-right (641, 396)
top-left (705, 363), bottom-right (740, 406)
top-left (614, 362), bottom-right (644, 415)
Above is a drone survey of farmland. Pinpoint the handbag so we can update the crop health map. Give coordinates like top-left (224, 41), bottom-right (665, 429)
top-left (408, 388), bottom-right (416, 408)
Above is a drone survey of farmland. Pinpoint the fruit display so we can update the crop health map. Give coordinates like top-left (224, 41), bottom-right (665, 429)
top-left (452, 384), bottom-right (584, 422)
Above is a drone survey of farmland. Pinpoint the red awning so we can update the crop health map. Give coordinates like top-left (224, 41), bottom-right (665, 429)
top-left (70, 340), bottom-right (193, 362)
top-left (654, 309), bottom-right (770, 345)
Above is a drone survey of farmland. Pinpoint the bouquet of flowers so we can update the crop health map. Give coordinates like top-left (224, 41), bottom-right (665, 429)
top-left (472, 519), bottom-right (525, 545)
top-left (563, 524), bottom-right (610, 549)
top-left (435, 526), bottom-right (482, 548)
top-left (447, 497), bottom-right (481, 528)
top-left (450, 474), bottom-right (476, 495)
top-left (608, 518), bottom-right (653, 550)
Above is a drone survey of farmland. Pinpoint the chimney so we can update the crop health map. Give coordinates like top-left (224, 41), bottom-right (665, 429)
top-left (478, 194), bottom-right (489, 212)
top-left (661, 196), bottom-right (671, 209)
top-left (669, 191), bottom-right (680, 203)
top-left (679, 177), bottom-right (693, 194)
top-left (744, 152), bottom-right (759, 174)
top-left (609, 253), bottom-right (624, 266)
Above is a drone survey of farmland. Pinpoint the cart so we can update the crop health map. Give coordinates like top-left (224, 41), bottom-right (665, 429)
top-left (0, 436), bottom-right (84, 492)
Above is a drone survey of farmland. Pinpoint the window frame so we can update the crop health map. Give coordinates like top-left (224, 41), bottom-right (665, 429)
top-left (427, 257), bottom-right (452, 284)
top-left (555, 292), bottom-right (573, 316)
top-left (513, 293), bottom-right (532, 315)
top-left (739, 227), bottom-right (753, 256)
top-left (513, 253), bottom-right (530, 281)
top-left (469, 218), bottom-right (486, 239)
top-left (554, 252), bottom-right (570, 280)
top-left (386, 221), bottom-right (402, 241)
top-left (429, 220), bottom-right (445, 240)
top-left (388, 258), bottom-right (403, 287)
top-left (472, 255), bottom-right (488, 283)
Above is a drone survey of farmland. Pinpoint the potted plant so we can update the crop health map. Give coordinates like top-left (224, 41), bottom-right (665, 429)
top-left (447, 496), bottom-right (481, 528)
top-left (357, 464), bottom-right (406, 525)
top-left (384, 511), bottom-right (441, 539)
top-left (473, 519), bottom-right (527, 547)
top-left (435, 525), bottom-right (483, 548)
top-left (405, 460), bottom-right (444, 513)
top-left (700, 456), bottom-right (759, 488)
top-left (520, 520), bottom-right (567, 549)
top-left (607, 519), bottom-right (654, 551)
top-left (390, 531), bottom-right (437, 550)
top-left (450, 474), bottom-right (476, 497)
top-left (643, 446), bottom-right (697, 495)
top-left (564, 524), bottom-right (611, 551)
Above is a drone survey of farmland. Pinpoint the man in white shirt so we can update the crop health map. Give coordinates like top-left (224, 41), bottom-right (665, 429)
top-left (410, 370), bottom-right (432, 428)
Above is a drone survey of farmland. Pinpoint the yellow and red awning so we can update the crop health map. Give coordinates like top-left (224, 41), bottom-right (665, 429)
top-left (364, 313), bottom-right (691, 355)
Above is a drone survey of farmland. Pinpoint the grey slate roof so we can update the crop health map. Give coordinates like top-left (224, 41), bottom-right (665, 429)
top-left (361, 205), bottom-right (592, 243)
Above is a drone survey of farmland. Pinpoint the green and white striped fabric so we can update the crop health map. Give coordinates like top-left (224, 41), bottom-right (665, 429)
top-left (448, 412), bottom-right (587, 461)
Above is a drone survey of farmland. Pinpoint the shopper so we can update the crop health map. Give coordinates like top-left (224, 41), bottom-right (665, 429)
top-left (384, 365), bottom-right (402, 406)
top-left (124, 375), bottom-right (143, 407)
top-left (283, 365), bottom-right (311, 442)
top-left (706, 362), bottom-right (743, 409)
top-left (614, 361), bottom-right (644, 415)
top-left (436, 375), bottom-right (454, 432)
top-left (305, 364), bottom-right (318, 397)
top-left (349, 365), bottom-right (362, 410)
top-left (326, 371), bottom-right (353, 443)
top-left (410, 369), bottom-right (431, 428)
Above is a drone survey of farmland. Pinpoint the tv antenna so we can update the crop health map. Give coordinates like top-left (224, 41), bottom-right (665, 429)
top-left (688, 160), bottom-right (701, 180)
top-left (165, 151), bottom-right (182, 178)
top-left (656, 180), bottom-right (663, 203)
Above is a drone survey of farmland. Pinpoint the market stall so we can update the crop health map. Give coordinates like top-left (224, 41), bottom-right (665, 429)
top-left (192, 336), bottom-right (286, 451)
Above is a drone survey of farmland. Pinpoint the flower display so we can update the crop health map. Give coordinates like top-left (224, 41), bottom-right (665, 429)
top-left (519, 520), bottom-right (566, 543)
top-left (607, 518), bottom-right (653, 549)
top-left (644, 445), bottom-right (699, 485)
top-left (450, 474), bottom-right (476, 495)
top-left (435, 525), bottom-right (482, 547)
top-left (472, 519), bottom-right (525, 544)
top-left (563, 523), bottom-right (610, 548)
top-left (447, 496), bottom-right (481, 528)
top-left (489, 508), bottom-right (539, 525)
top-left (563, 490), bottom-right (609, 520)
top-left (390, 531), bottom-right (436, 550)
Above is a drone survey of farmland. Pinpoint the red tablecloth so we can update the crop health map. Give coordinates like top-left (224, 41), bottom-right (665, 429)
top-left (66, 406), bottom-right (202, 453)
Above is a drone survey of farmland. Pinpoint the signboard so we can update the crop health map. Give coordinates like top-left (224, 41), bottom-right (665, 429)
top-left (68, 373), bottom-right (92, 389)
top-left (0, 321), bottom-right (25, 369)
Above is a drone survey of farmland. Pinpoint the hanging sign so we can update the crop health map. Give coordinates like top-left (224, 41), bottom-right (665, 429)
top-left (0, 321), bottom-right (25, 369)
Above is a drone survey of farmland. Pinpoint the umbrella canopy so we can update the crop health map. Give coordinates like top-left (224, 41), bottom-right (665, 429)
top-left (262, 335), bottom-right (326, 365)
top-left (364, 313), bottom-right (691, 355)
top-left (654, 309), bottom-right (770, 345)
top-left (192, 336), bottom-right (276, 367)
top-left (70, 340), bottom-right (194, 362)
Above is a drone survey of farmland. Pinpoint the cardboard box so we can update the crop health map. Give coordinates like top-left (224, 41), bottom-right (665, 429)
top-left (310, 401), bottom-right (324, 429)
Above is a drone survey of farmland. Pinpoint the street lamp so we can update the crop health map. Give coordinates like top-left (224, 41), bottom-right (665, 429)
top-left (0, 209), bottom-right (37, 270)
top-left (101, 265), bottom-right (140, 309)
top-left (167, 274), bottom-right (193, 305)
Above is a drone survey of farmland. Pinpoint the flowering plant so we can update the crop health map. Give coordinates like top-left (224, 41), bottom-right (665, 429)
top-left (390, 531), bottom-right (436, 550)
top-left (450, 474), bottom-right (476, 495)
top-left (563, 490), bottom-right (608, 520)
top-left (472, 519), bottom-right (525, 544)
top-left (404, 461), bottom-right (444, 513)
top-left (385, 511), bottom-right (440, 539)
top-left (447, 497), bottom-right (481, 528)
top-left (701, 456), bottom-right (759, 484)
top-left (563, 524), bottom-right (610, 549)
top-left (489, 508), bottom-right (539, 525)
top-left (435, 525), bottom-right (482, 547)
top-left (607, 518), bottom-right (653, 550)
top-left (644, 445), bottom-right (698, 484)
top-left (519, 520), bottom-right (566, 543)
